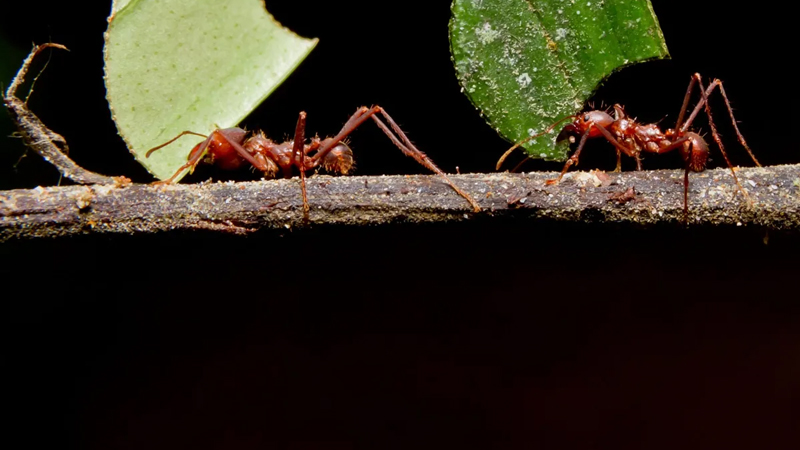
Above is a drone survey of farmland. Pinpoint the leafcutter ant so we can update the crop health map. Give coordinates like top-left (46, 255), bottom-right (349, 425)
top-left (496, 73), bottom-right (761, 221)
top-left (146, 106), bottom-right (481, 219)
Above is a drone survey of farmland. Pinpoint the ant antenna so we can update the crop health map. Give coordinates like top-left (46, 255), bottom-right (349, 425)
top-left (145, 131), bottom-right (208, 157)
top-left (496, 115), bottom-right (577, 170)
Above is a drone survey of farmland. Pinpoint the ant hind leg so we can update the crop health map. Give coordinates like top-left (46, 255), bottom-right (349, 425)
top-left (369, 108), bottom-right (482, 212)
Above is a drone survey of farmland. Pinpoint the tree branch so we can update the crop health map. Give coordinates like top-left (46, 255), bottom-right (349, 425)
top-left (1, 164), bottom-right (798, 241)
top-left (3, 43), bottom-right (130, 186)
top-left (2, 45), bottom-right (797, 241)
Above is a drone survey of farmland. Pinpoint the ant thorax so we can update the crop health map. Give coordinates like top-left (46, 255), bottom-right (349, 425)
top-left (242, 131), bottom-right (281, 177)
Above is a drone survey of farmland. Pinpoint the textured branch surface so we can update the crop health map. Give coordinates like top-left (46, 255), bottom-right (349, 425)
top-left (4, 43), bottom-right (130, 186)
top-left (1, 164), bottom-right (798, 241)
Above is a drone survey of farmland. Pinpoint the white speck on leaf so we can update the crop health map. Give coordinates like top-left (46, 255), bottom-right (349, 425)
top-left (517, 72), bottom-right (532, 88)
top-left (476, 22), bottom-right (501, 44)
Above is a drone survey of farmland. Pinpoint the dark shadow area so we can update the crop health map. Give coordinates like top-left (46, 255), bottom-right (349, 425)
top-left (4, 221), bottom-right (800, 449)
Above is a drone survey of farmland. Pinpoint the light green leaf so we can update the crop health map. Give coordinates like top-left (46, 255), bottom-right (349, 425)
top-left (450, 0), bottom-right (668, 161)
top-left (105, 0), bottom-right (317, 180)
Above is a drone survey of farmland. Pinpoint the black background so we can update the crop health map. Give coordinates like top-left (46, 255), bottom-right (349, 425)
top-left (3, 1), bottom-right (799, 449)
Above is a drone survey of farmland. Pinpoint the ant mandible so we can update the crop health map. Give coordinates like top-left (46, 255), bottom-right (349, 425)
top-left (496, 73), bottom-right (762, 221)
top-left (146, 106), bottom-right (482, 218)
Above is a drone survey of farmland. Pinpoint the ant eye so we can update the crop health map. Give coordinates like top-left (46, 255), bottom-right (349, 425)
top-left (584, 114), bottom-right (591, 122)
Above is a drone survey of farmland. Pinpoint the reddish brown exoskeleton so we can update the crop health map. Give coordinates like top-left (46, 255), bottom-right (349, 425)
top-left (147, 106), bottom-right (481, 219)
top-left (497, 73), bottom-right (761, 221)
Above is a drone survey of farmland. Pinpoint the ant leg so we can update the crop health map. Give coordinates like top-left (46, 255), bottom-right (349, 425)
top-left (614, 150), bottom-right (622, 172)
top-left (369, 109), bottom-right (482, 212)
top-left (701, 78), bottom-right (761, 166)
top-left (214, 128), bottom-right (273, 172)
top-left (313, 106), bottom-right (381, 158)
top-left (684, 167), bottom-right (691, 224)
top-left (375, 108), bottom-right (454, 175)
top-left (305, 137), bottom-right (321, 155)
top-left (340, 106), bottom-right (372, 132)
top-left (290, 112), bottom-right (310, 221)
top-left (690, 75), bottom-right (752, 205)
top-left (510, 157), bottom-right (532, 174)
top-left (312, 106), bottom-right (482, 212)
top-left (674, 75), bottom-right (698, 132)
top-left (591, 124), bottom-right (639, 159)
top-left (496, 115), bottom-right (577, 170)
top-left (678, 74), bottom-right (760, 167)
top-left (545, 126), bottom-right (594, 185)
top-left (545, 122), bottom-right (639, 184)
top-left (146, 131), bottom-right (211, 184)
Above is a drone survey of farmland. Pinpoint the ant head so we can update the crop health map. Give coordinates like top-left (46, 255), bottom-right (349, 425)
top-left (556, 122), bottom-right (578, 142)
top-left (583, 110), bottom-right (614, 129)
top-left (320, 139), bottom-right (355, 175)
top-left (558, 111), bottom-right (613, 142)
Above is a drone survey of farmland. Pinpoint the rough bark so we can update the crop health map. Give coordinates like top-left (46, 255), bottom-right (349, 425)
top-left (1, 164), bottom-right (798, 241)
top-left (4, 43), bottom-right (130, 186)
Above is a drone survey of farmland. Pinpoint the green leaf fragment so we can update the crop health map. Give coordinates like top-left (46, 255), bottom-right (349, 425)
top-left (105, 0), bottom-right (318, 180)
top-left (450, 0), bottom-right (669, 161)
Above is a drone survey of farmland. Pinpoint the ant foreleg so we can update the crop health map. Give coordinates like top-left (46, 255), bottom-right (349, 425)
top-left (147, 128), bottom-right (259, 183)
top-left (545, 122), bottom-right (636, 185)
top-left (545, 126), bottom-right (593, 185)
top-left (496, 115), bottom-right (577, 170)
top-left (146, 131), bottom-right (211, 184)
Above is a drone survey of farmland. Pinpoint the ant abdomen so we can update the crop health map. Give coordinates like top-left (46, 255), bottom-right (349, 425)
top-left (680, 132), bottom-right (709, 173)
top-left (320, 140), bottom-right (354, 175)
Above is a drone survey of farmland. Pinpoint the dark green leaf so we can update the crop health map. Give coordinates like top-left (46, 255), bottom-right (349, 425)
top-left (450, 0), bottom-right (669, 161)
